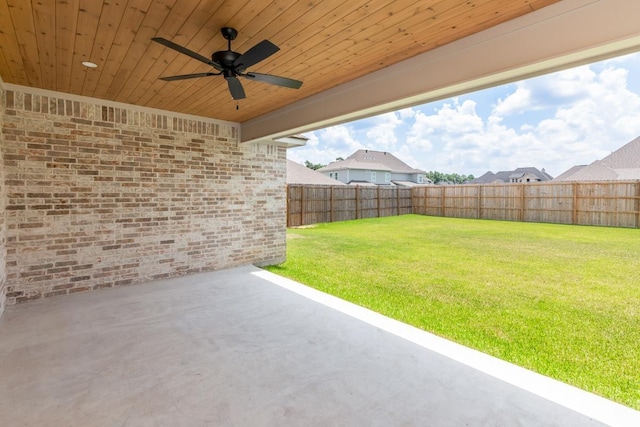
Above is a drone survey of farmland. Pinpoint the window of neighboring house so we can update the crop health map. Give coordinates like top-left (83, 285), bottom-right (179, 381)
top-left (385, 172), bottom-right (391, 183)
top-left (370, 171), bottom-right (376, 182)
top-left (418, 174), bottom-right (424, 184)
top-left (335, 172), bottom-right (339, 180)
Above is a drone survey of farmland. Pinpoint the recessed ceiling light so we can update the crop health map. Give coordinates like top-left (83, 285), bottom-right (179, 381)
top-left (82, 61), bottom-right (98, 68)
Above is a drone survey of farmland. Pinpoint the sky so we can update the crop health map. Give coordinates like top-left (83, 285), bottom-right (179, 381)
top-left (287, 51), bottom-right (640, 178)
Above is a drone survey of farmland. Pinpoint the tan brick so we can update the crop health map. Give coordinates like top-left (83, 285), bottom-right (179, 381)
top-left (2, 87), bottom-right (286, 306)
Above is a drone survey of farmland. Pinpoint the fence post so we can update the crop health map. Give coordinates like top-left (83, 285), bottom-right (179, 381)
top-left (441, 186), bottom-right (446, 217)
top-left (424, 188), bottom-right (427, 215)
top-left (355, 186), bottom-right (360, 219)
top-left (397, 188), bottom-right (401, 216)
top-left (520, 184), bottom-right (526, 221)
top-left (330, 186), bottom-right (334, 223)
top-left (636, 182), bottom-right (640, 228)
top-left (573, 182), bottom-right (578, 225)
top-left (300, 185), bottom-right (305, 226)
top-left (477, 185), bottom-right (482, 219)
top-left (377, 185), bottom-right (381, 217)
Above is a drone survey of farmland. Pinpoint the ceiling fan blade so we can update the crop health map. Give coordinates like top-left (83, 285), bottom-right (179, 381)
top-left (244, 73), bottom-right (303, 89)
top-left (233, 40), bottom-right (279, 70)
top-left (151, 37), bottom-right (221, 69)
top-left (226, 76), bottom-right (246, 100)
top-left (159, 72), bottom-right (217, 81)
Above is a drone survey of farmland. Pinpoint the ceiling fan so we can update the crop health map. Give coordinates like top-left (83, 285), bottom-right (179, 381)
top-left (151, 27), bottom-right (303, 101)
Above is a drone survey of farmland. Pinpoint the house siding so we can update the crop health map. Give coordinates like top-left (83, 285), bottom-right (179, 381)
top-left (323, 170), bottom-right (425, 185)
top-left (326, 169), bottom-right (348, 184)
top-left (510, 173), bottom-right (540, 183)
top-left (324, 169), bottom-right (351, 184)
top-left (345, 169), bottom-right (387, 184)
top-left (1, 86), bottom-right (286, 305)
top-left (391, 173), bottom-right (412, 181)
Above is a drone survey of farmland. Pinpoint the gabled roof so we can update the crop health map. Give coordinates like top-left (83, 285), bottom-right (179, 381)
top-left (286, 160), bottom-right (345, 185)
top-left (471, 167), bottom-right (553, 184)
top-left (554, 136), bottom-right (640, 181)
top-left (318, 150), bottom-right (424, 174)
top-left (471, 171), bottom-right (499, 183)
top-left (553, 165), bottom-right (587, 181)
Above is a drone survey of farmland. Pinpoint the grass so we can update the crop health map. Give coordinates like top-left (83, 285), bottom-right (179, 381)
top-left (265, 215), bottom-right (640, 409)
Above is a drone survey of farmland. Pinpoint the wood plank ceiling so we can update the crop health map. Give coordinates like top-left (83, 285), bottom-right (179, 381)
top-left (0, 0), bottom-right (560, 123)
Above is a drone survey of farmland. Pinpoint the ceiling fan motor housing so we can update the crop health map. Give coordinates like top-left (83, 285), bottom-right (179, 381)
top-left (213, 50), bottom-right (241, 69)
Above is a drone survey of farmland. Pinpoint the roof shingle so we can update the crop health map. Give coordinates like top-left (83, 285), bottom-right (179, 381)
top-left (286, 160), bottom-right (345, 185)
top-left (472, 167), bottom-right (552, 184)
top-left (554, 136), bottom-right (640, 181)
top-left (318, 150), bottom-right (424, 174)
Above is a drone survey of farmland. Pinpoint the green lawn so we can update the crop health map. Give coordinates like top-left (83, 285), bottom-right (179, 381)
top-left (265, 215), bottom-right (640, 409)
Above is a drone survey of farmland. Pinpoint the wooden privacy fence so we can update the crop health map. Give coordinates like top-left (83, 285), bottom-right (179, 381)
top-left (412, 181), bottom-right (640, 228)
top-left (288, 181), bottom-right (640, 228)
top-left (287, 185), bottom-right (412, 227)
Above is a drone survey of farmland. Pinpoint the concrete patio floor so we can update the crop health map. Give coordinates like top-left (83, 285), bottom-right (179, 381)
top-left (1, 266), bottom-right (638, 426)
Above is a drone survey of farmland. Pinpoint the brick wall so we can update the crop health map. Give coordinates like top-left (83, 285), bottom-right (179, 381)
top-left (0, 83), bottom-right (6, 315)
top-left (1, 85), bottom-right (286, 305)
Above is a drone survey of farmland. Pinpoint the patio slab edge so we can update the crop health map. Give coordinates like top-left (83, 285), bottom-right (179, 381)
top-left (253, 268), bottom-right (640, 427)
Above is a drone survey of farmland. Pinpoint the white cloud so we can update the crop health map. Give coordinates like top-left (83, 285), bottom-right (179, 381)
top-left (493, 86), bottom-right (532, 116)
top-left (419, 99), bottom-right (483, 134)
top-left (404, 99), bottom-right (484, 163)
top-left (544, 66), bottom-right (597, 99)
top-left (492, 66), bottom-right (597, 117)
top-left (405, 111), bottom-right (434, 152)
top-left (289, 52), bottom-right (640, 178)
top-left (364, 112), bottom-right (402, 150)
top-left (398, 107), bottom-right (416, 120)
top-left (436, 61), bottom-right (640, 176)
top-left (527, 65), bottom-right (640, 167)
top-left (287, 125), bottom-right (364, 167)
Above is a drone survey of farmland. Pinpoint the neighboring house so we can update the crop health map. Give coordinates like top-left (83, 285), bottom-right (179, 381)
top-left (318, 150), bottom-right (427, 186)
top-left (286, 159), bottom-right (345, 185)
top-left (554, 136), bottom-right (640, 181)
top-left (553, 165), bottom-right (587, 181)
top-left (471, 167), bottom-right (553, 184)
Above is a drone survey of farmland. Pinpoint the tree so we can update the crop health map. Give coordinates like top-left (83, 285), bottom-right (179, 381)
top-left (304, 160), bottom-right (326, 170)
top-left (425, 171), bottom-right (474, 184)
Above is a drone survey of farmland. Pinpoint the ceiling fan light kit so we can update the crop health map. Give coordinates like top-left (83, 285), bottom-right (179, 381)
top-left (151, 27), bottom-right (303, 102)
